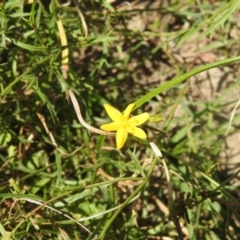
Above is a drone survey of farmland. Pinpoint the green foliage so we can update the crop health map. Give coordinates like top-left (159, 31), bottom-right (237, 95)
top-left (1, 0), bottom-right (240, 239)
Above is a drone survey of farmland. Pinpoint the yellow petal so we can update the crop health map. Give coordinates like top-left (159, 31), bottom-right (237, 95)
top-left (128, 113), bottom-right (149, 126)
top-left (123, 103), bottom-right (135, 117)
top-left (104, 104), bottom-right (123, 122)
top-left (101, 122), bottom-right (121, 131)
top-left (116, 127), bottom-right (128, 149)
top-left (130, 127), bottom-right (147, 139)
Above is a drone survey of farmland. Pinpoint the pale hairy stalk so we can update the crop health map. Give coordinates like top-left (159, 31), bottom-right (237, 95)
top-left (72, 0), bottom-right (88, 37)
top-left (37, 112), bottom-right (83, 156)
top-left (19, 198), bottom-right (91, 234)
top-left (149, 142), bottom-right (173, 206)
top-left (56, 2), bottom-right (113, 137)
top-left (149, 142), bottom-right (184, 240)
top-left (67, 90), bottom-right (115, 136)
top-left (225, 97), bottom-right (240, 136)
top-left (19, 192), bottom-right (139, 234)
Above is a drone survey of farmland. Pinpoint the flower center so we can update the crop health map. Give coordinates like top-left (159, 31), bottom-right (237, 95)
top-left (120, 117), bottom-right (135, 134)
top-left (121, 116), bottom-right (130, 127)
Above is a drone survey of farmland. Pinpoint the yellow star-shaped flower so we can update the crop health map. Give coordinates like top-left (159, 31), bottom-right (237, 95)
top-left (100, 103), bottom-right (149, 149)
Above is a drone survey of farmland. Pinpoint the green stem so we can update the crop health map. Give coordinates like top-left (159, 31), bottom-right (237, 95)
top-left (1, 55), bottom-right (54, 97)
top-left (98, 156), bottom-right (158, 239)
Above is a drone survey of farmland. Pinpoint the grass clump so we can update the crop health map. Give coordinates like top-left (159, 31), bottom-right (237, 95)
top-left (1, 0), bottom-right (240, 239)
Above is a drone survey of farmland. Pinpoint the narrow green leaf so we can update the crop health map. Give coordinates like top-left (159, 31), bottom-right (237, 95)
top-left (134, 56), bottom-right (240, 110)
top-left (5, 37), bottom-right (45, 52)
